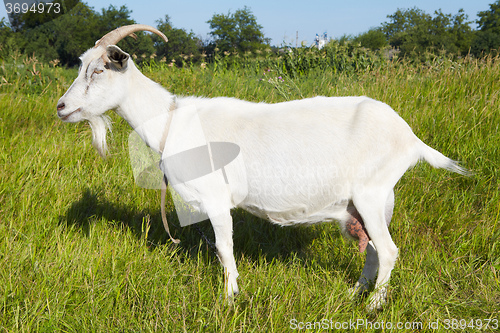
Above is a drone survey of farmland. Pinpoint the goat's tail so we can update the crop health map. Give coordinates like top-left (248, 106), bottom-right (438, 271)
top-left (418, 140), bottom-right (470, 176)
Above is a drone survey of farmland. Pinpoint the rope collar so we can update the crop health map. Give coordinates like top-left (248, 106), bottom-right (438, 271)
top-left (159, 96), bottom-right (176, 154)
top-left (159, 96), bottom-right (180, 244)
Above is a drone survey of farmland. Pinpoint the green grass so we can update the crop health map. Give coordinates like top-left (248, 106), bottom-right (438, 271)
top-left (0, 53), bottom-right (498, 332)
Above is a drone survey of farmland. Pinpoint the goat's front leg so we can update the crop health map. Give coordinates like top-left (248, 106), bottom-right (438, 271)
top-left (210, 212), bottom-right (239, 301)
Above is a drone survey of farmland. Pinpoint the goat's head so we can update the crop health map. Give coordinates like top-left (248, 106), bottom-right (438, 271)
top-left (56, 24), bottom-right (168, 156)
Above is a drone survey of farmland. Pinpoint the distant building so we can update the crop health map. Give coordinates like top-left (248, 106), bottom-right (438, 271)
top-left (315, 32), bottom-right (328, 49)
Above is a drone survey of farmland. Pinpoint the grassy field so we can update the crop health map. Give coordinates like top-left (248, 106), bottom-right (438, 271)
top-left (0, 52), bottom-right (499, 332)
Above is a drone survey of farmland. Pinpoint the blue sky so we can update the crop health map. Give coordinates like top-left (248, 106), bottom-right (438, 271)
top-left (1, 1), bottom-right (496, 45)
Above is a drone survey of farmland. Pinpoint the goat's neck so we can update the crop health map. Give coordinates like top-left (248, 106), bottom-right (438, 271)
top-left (116, 68), bottom-right (175, 153)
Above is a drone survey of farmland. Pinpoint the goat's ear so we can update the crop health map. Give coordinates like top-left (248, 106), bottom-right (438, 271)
top-left (106, 45), bottom-right (130, 70)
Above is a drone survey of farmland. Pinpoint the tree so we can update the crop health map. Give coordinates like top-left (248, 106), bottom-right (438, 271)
top-left (0, 2), bottom-right (158, 66)
top-left (354, 28), bottom-right (387, 50)
top-left (154, 15), bottom-right (202, 66)
top-left (450, 8), bottom-right (474, 54)
top-left (207, 6), bottom-right (269, 53)
top-left (49, 2), bottom-right (102, 65)
top-left (7, 0), bottom-right (80, 32)
top-left (477, 0), bottom-right (500, 34)
top-left (472, 0), bottom-right (500, 55)
top-left (382, 7), bottom-right (473, 58)
top-left (0, 18), bottom-right (17, 58)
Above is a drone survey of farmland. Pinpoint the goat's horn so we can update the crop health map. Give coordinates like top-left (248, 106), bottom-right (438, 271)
top-left (94, 24), bottom-right (168, 48)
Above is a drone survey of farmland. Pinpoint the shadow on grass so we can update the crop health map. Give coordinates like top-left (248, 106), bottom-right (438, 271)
top-left (59, 188), bottom-right (361, 283)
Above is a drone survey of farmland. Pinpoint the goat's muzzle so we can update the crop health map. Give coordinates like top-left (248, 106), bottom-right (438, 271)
top-left (57, 102), bottom-right (82, 121)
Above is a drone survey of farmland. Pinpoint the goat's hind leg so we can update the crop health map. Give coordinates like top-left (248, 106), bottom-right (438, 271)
top-left (353, 189), bottom-right (397, 310)
top-left (350, 240), bottom-right (379, 297)
top-left (350, 190), bottom-right (394, 298)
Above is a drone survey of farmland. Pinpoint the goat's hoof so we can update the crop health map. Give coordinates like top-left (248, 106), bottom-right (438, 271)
top-left (366, 299), bottom-right (384, 312)
top-left (219, 291), bottom-right (239, 305)
top-left (348, 282), bottom-right (368, 299)
top-left (365, 290), bottom-right (387, 312)
top-left (348, 287), bottom-right (361, 300)
top-left (219, 293), bottom-right (231, 305)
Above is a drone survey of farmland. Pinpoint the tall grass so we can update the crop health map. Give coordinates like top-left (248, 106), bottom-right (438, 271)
top-left (0, 50), bottom-right (498, 332)
top-left (198, 41), bottom-right (386, 78)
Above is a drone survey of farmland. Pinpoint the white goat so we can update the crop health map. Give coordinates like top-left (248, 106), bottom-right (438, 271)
top-left (57, 24), bottom-right (467, 310)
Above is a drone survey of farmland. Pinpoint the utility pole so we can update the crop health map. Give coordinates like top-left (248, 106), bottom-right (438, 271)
top-left (296, 31), bottom-right (298, 48)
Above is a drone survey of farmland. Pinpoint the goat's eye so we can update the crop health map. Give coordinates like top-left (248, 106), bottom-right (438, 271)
top-left (90, 69), bottom-right (104, 79)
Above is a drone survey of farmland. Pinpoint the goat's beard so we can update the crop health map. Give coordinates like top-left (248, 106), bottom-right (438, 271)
top-left (88, 115), bottom-right (112, 158)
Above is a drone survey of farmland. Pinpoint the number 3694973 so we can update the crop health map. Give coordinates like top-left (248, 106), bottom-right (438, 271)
top-left (6, 2), bottom-right (61, 14)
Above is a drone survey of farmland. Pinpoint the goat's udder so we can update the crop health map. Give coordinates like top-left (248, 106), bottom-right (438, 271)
top-left (346, 211), bottom-right (370, 253)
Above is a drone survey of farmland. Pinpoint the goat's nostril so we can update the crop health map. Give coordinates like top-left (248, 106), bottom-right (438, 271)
top-left (57, 102), bottom-right (65, 111)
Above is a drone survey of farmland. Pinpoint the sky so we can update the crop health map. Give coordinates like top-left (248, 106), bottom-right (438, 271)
top-left (0, 1), bottom-right (496, 46)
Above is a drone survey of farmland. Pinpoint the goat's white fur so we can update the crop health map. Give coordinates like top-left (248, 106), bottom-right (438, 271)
top-left (57, 43), bottom-right (466, 310)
